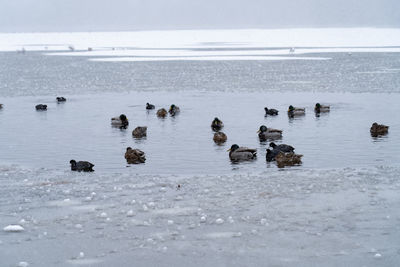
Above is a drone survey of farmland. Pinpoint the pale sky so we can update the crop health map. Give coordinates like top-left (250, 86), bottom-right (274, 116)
top-left (0, 0), bottom-right (399, 32)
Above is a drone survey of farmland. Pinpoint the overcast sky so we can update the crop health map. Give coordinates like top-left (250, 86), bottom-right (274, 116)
top-left (1, 0), bottom-right (399, 32)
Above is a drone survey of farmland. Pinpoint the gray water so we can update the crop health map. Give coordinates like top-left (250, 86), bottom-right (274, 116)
top-left (1, 51), bottom-right (400, 267)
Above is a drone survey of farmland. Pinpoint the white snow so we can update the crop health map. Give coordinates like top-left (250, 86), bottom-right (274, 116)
top-left (3, 225), bottom-right (25, 232)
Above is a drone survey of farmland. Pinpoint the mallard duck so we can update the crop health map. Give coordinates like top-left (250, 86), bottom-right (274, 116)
top-left (132, 126), bottom-right (147, 138)
top-left (228, 144), bottom-right (256, 161)
top-left (213, 132), bottom-right (227, 144)
top-left (264, 107), bottom-right (279, 116)
top-left (370, 122), bottom-right (389, 137)
top-left (125, 147), bottom-right (146, 164)
top-left (146, 103), bottom-right (155, 110)
top-left (157, 108), bottom-right (167, 118)
top-left (269, 142), bottom-right (294, 153)
top-left (257, 125), bottom-right (282, 141)
top-left (56, 97), bottom-right (66, 102)
top-left (266, 148), bottom-right (280, 162)
top-left (35, 104), bottom-right (47, 110)
top-left (314, 103), bottom-right (330, 113)
top-left (111, 114), bottom-right (129, 128)
top-left (169, 104), bottom-right (180, 116)
top-left (287, 105), bottom-right (305, 117)
top-left (70, 160), bottom-right (94, 172)
top-left (275, 152), bottom-right (303, 168)
top-left (211, 117), bottom-right (224, 131)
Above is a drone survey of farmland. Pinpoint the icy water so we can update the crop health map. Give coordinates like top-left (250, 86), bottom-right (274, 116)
top-left (1, 44), bottom-right (400, 266)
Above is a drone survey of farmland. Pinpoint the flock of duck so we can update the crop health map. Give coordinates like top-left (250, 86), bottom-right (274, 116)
top-left (0, 99), bottom-right (390, 172)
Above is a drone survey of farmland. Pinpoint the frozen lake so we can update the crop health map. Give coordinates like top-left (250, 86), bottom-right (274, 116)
top-left (1, 29), bottom-right (400, 266)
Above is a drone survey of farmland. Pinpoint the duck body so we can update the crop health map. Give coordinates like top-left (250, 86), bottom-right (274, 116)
top-left (125, 147), bottom-right (146, 164)
top-left (314, 103), bottom-right (330, 113)
top-left (258, 125), bottom-right (282, 141)
top-left (57, 97), bottom-right (67, 102)
top-left (288, 105), bottom-right (305, 117)
top-left (146, 103), bottom-right (155, 110)
top-left (35, 104), bottom-right (47, 110)
top-left (275, 152), bottom-right (303, 168)
top-left (269, 142), bottom-right (294, 153)
top-left (157, 108), bottom-right (167, 118)
top-left (264, 107), bottom-right (279, 116)
top-left (211, 117), bottom-right (224, 131)
top-left (370, 122), bottom-right (389, 137)
top-left (169, 104), bottom-right (180, 116)
top-left (213, 132), bottom-right (227, 144)
top-left (228, 144), bottom-right (257, 161)
top-left (132, 126), bottom-right (147, 138)
top-left (111, 114), bottom-right (129, 128)
top-left (70, 160), bottom-right (94, 172)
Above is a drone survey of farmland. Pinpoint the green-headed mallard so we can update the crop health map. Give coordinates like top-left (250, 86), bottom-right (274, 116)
top-left (257, 125), bottom-right (282, 141)
top-left (370, 122), bottom-right (389, 137)
top-left (288, 105), bottom-right (305, 117)
top-left (275, 152), bottom-right (303, 168)
top-left (157, 108), bottom-right (167, 118)
top-left (211, 117), bottom-right (224, 131)
top-left (264, 107), bottom-right (279, 116)
top-left (132, 126), bottom-right (147, 138)
top-left (111, 114), bottom-right (129, 128)
top-left (228, 144), bottom-right (256, 161)
top-left (35, 104), bottom-right (47, 110)
top-left (125, 147), bottom-right (146, 164)
top-left (314, 103), bottom-right (330, 113)
top-left (146, 103), bottom-right (155, 110)
top-left (169, 104), bottom-right (180, 116)
top-left (269, 142), bottom-right (294, 152)
top-left (70, 160), bottom-right (94, 172)
top-left (213, 132), bottom-right (227, 144)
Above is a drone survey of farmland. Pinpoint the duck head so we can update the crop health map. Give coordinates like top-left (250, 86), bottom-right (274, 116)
top-left (288, 105), bottom-right (294, 112)
top-left (257, 125), bottom-right (267, 133)
top-left (269, 142), bottom-right (277, 148)
top-left (70, 160), bottom-right (76, 167)
top-left (169, 104), bottom-right (176, 111)
top-left (126, 147), bottom-right (132, 152)
top-left (315, 103), bottom-right (321, 109)
top-left (119, 114), bottom-right (128, 122)
top-left (227, 144), bottom-right (239, 152)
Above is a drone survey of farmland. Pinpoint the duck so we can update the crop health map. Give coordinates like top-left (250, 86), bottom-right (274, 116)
top-left (257, 125), bottom-right (282, 141)
top-left (132, 126), bottom-right (147, 138)
top-left (157, 108), bottom-right (167, 118)
top-left (275, 152), bottom-right (303, 168)
top-left (314, 103), bottom-right (330, 113)
top-left (211, 117), bottom-right (224, 131)
top-left (169, 104), bottom-right (180, 116)
top-left (35, 104), bottom-right (47, 110)
top-left (0, 104), bottom-right (3, 109)
top-left (269, 142), bottom-right (294, 153)
top-left (266, 148), bottom-right (280, 162)
top-left (264, 107), bottom-right (279, 116)
top-left (287, 105), bottom-right (305, 117)
top-left (111, 114), bottom-right (129, 128)
top-left (56, 97), bottom-right (66, 102)
top-left (125, 147), bottom-right (146, 164)
top-left (146, 103), bottom-right (155, 110)
top-left (213, 132), bottom-right (227, 144)
top-left (70, 160), bottom-right (94, 172)
top-left (228, 144), bottom-right (256, 161)
top-left (370, 122), bottom-right (389, 137)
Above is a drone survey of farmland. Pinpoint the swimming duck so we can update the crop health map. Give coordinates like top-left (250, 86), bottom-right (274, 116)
top-left (132, 126), bottom-right (147, 138)
top-left (314, 103), bottom-right (330, 113)
top-left (169, 104), bottom-right (180, 116)
top-left (257, 125), bottom-right (282, 141)
top-left (287, 105), bottom-right (305, 117)
top-left (125, 147), bottom-right (146, 164)
top-left (157, 108), bottom-right (167, 118)
top-left (264, 107), bottom-right (279, 116)
top-left (228, 144), bottom-right (256, 161)
top-left (146, 103), bottom-right (155, 110)
top-left (35, 104), bottom-right (47, 110)
top-left (111, 114), bottom-right (129, 128)
top-left (211, 117), bottom-right (224, 131)
top-left (70, 160), bottom-right (94, 172)
top-left (275, 152), bottom-right (303, 168)
top-left (269, 142), bottom-right (294, 153)
top-left (370, 122), bottom-right (389, 137)
top-left (213, 132), bottom-right (227, 144)
top-left (266, 148), bottom-right (280, 162)
top-left (56, 97), bottom-right (66, 102)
